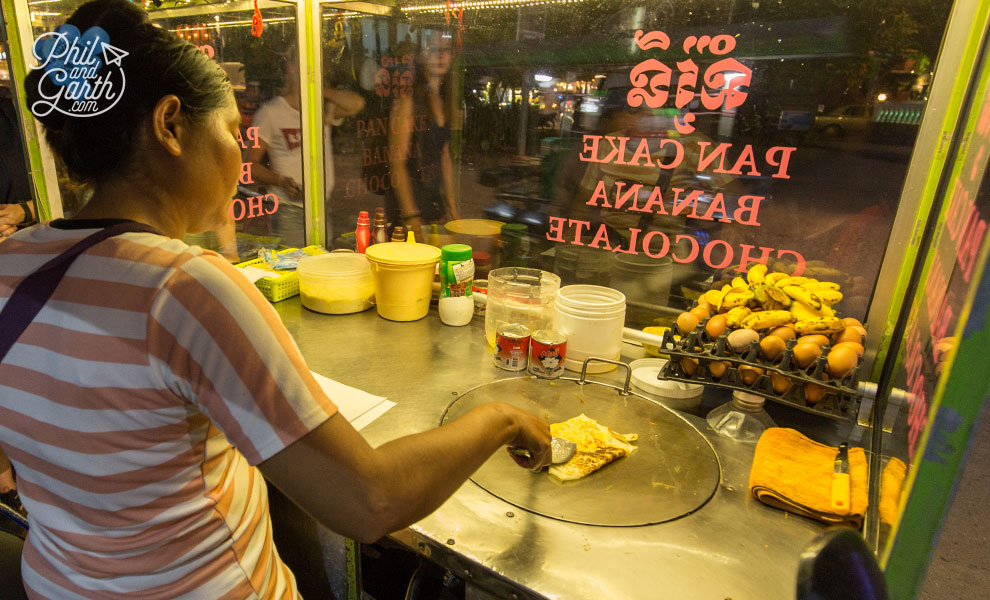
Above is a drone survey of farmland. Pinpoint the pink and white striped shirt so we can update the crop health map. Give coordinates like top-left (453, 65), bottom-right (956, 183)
top-left (0, 220), bottom-right (338, 598)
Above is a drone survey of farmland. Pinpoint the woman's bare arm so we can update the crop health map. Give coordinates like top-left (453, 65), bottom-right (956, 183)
top-left (258, 402), bottom-right (550, 543)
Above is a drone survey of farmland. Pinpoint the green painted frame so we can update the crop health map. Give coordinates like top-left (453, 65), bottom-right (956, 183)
top-left (880, 26), bottom-right (990, 598)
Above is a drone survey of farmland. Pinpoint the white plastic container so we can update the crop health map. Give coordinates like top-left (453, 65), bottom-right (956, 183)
top-left (296, 253), bottom-right (375, 314)
top-left (553, 285), bottom-right (626, 373)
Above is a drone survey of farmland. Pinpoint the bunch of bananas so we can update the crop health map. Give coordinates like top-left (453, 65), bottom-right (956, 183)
top-left (698, 264), bottom-right (847, 336)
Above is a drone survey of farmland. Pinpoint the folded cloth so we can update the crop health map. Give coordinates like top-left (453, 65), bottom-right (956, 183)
top-left (749, 428), bottom-right (869, 528)
top-left (879, 457), bottom-right (907, 527)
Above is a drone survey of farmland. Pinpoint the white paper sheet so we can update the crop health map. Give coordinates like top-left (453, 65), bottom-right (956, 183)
top-left (310, 371), bottom-right (395, 430)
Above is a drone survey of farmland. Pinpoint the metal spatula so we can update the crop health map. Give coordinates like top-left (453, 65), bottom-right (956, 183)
top-left (510, 437), bottom-right (577, 465)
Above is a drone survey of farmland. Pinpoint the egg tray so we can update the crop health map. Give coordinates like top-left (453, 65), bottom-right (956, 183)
top-left (655, 325), bottom-right (862, 422)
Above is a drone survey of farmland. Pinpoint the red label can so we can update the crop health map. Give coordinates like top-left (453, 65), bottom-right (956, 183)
top-left (529, 330), bottom-right (567, 378)
top-left (494, 323), bottom-right (530, 371)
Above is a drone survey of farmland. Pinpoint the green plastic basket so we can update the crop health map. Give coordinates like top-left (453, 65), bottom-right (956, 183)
top-left (236, 245), bottom-right (327, 302)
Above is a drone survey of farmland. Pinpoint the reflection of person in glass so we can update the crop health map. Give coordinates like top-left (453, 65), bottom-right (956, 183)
top-left (247, 47), bottom-right (364, 247)
top-left (0, 82), bottom-right (36, 240)
top-left (387, 30), bottom-right (461, 242)
top-left (3, 2), bottom-right (550, 597)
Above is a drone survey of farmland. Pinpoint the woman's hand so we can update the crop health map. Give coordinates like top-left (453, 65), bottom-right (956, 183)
top-left (498, 403), bottom-right (552, 471)
top-left (0, 204), bottom-right (26, 240)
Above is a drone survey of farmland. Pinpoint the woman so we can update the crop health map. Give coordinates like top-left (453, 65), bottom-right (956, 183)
top-left (387, 30), bottom-right (461, 242)
top-left (0, 1), bottom-right (550, 597)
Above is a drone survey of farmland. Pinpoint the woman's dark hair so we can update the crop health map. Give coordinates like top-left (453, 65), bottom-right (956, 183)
top-left (23, 0), bottom-right (231, 183)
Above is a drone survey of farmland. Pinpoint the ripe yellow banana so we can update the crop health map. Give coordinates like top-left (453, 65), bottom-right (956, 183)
top-left (764, 285), bottom-right (791, 307)
top-left (794, 317), bottom-right (845, 335)
top-left (741, 310), bottom-right (795, 330)
top-left (816, 290), bottom-right (843, 306)
top-left (807, 281), bottom-right (841, 292)
top-left (783, 285), bottom-right (822, 310)
top-left (765, 272), bottom-right (789, 286)
top-left (720, 290), bottom-right (754, 309)
top-left (731, 276), bottom-right (749, 290)
top-left (777, 276), bottom-right (817, 288)
top-left (789, 299), bottom-right (825, 321)
top-left (725, 306), bottom-right (752, 328)
top-left (747, 263), bottom-right (768, 285)
top-left (704, 289), bottom-right (726, 308)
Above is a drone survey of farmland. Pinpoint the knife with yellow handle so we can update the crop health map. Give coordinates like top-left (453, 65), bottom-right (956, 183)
top-left (831, 443), bottom-right (851, 514)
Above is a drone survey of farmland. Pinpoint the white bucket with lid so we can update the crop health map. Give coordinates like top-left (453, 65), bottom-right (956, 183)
top-left (553, 285), bottom-right (626, 373)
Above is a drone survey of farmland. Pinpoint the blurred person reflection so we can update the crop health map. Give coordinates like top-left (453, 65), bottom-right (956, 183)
top-left (387, 30), bottom-right (461, 242)
top-left (247, 47), bottom-right (364, 248)
top-left (0, 82), bottom-right (36, 240)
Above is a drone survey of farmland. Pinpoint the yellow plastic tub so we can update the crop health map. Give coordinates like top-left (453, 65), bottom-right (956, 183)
top-left (364, 242), bottom-right (442, 321)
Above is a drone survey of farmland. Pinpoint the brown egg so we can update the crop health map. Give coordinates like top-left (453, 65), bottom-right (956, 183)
top-left (727, 328), bottom-right (760, 353)
top-left (690, 305), bottom-right (711, 322)
top-left (769, 326), bottom-right (796, 341)
top-left (739, 365), bottom-right (765, 385)
top-left (680, 357), bottom-right (699, 376)
top-left (708, 360), bottom-right (729, 380)
top-left (833, 325), bottom-right (867, 345)
top-left (804, 383), bottom-right (827, 405)
top-left (677, 312), bottom-right (701, 335)
top-left (791, 342), bottom-right (822, 368)
top-left (705, 314), bottom-right (729, 339)
top-left (771, 373), bottom-right (794, 394)
top-left (797, 334), bottom-right (830, 348)
top-left (841, 317), bottom-right (864, 328)
top-left (827, 346), bottom-right (860, 378)
top-left (759, 335), bottom-right (787, 361)
top-left (697, 297), bottom-right (715, 314)
top-left (832, 341), bottom-right (865, 358)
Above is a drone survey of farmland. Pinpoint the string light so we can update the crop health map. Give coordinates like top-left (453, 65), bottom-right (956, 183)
top-left (403, 0), bottom-right (585, 15)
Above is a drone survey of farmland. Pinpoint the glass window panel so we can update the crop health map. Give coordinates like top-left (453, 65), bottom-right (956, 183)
top-left (25, 0), bottom-right (304, 259)
top-left (323, 0), bottom-right (955, 328)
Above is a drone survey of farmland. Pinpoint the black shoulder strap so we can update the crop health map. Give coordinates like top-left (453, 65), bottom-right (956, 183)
top-left (0, 222), bottom-right (162, 362)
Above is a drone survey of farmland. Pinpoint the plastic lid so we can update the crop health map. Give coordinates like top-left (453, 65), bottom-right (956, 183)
top-left (365, 242), bottom-right (442, 266)
top-left (297, 253), bottom-right (371, 278)
top-left (441, 243), bottom-right (473, 261)
top-left (444, 219), bottom-right (504, 236)
top-left (629, 358), bottom-right (704, 399)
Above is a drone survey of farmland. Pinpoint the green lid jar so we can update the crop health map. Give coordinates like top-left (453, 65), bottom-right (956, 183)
top-left (440, 243), bottom-right (474, 299)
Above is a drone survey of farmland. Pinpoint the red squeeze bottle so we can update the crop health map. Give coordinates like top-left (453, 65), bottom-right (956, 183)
top-left (355, 211), bottom-right (371, 253)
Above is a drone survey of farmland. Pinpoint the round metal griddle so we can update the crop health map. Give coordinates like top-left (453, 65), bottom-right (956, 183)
top-left (442, 372), bottom-right (721, 527)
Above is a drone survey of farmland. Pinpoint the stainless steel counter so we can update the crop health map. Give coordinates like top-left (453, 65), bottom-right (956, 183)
top-left (274, 299), bottom-right (829, 599)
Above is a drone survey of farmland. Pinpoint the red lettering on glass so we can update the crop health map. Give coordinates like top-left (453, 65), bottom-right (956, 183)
top-left (674, 59), bottom-right (699, 109)
top-left (265, 193), bottom-right (279, 214)
top-left (945, 178), bottom-right (967, 242)
top-left (236, 127), bottom-right (260, 150)
top-left (641, 230), bottom-right (671, 258)
top-left (627, 59), bottom-right (672, 109)
top-left (701, 58), bottom-right (751, 111)
top-left (634, 29), bottom-right (670, 51)
top-left (969, 144), bottom-right (984, 182)
top-left (958, 211), bottom-right (988, 282)
top-left (930, 301), bottom-right (954, 352)
top-left (671, 234), bottom-right (699, 263)
top-left (765, 146), bottom-right (796, 179)
top-left (775, 249), bottom-right (805, 275)
top-left (924, 252), bottom-right (949, 319)
top-left (703, 240), bottom-right (733, 269)
top-left (736, 245), bottom-right (774, 273)
top-left (239, 162), bottom-right (254, 185)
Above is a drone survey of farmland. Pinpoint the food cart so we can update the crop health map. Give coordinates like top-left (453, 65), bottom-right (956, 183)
top-left (2, 0), bottom-right (989, 598)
